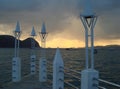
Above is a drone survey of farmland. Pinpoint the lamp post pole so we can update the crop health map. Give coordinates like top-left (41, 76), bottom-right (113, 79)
top-left (39, 22), bottom-right (48, 82)
top-left (14, 22), bottom-right (21, 58)
top-left (12, 21), bottom-right (21, 82)
top-left (80, 15), bottom-right (97, 69)
top-left (80, 0), bottom-right (99, 89)
top-left (30, 26), bottom-right (36, 75)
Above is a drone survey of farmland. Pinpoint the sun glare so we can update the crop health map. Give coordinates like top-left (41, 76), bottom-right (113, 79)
top-left (46, 38), bottom-right (84, 48)
top-left (46, 39), bottom-right (120, 48)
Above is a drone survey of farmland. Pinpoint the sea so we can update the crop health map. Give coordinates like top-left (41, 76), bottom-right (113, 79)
top-left (0, 47), bottom-right (120, 89)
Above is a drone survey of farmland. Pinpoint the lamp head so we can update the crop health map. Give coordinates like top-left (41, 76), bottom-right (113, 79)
top-left (81, 0), bottom-right (94, 17)
top-left (31, 26), bottom-right (36, 36)
top-left (41, 22), bottom-right (46, 34)
top-left (15, 21), bottom-right (21, 33)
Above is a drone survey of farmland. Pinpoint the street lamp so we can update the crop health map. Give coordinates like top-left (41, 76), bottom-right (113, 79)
top-left (30, 26), bottom-right (36, 75)
top-left (39, 22), bottom-right (48, 82)
top-left (80, 0), bottom-right (97, 69)
top-left (80, 0), bottom-right (99, 89)
top-left (12, 21), bottom-right (21, 82)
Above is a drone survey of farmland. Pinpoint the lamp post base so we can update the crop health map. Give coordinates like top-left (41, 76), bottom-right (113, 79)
top-left (39, 58), bottom-right (47, 82)
top-left (30, 55), bottom-right (36, 75)
top-left (12, 57), bottom-right (21, 82)
top-left (81, 69), bottom-right (99, 89)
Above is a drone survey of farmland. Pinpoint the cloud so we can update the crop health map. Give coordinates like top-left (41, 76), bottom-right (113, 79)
top-left (0, 0), bottom-right (40, 11)
top-left (0, 0), bottom-right (81, 33)
top-left (0, 0), bottom-right (120, 47)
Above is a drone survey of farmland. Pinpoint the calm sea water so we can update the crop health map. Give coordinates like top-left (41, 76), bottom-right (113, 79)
top-left (0, 48), bottom-right (120, 89)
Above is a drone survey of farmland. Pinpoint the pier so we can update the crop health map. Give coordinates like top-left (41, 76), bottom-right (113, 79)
top-left (3, 74), bottom-right (52, 89)
top-left (0, 0), bottom-right (120, 89)
top-left (0, 48), bottom-right (120, 89)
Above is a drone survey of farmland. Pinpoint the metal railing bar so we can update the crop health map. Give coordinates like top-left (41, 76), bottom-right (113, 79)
top-left (64, 81), bottom-right (79, 89)
top-left (47, 72), bottom-right (53, 83)
top-left (48, 64), bottom-right (52, 67)
top-left (48, 72), bottom-right (53, 75)
top-left (65, 72), bottom-right (80, 80)
top-left (47, 62), bottom-right (52, 65)
top-left (48, 72), bottom-right (79, 89)
top-left (64, 68), bottom-right (81, 74)
top-left (47, 62), bottom-right (120, 88)
top-left (99, 79), bottom-right (120, 88)
top-left (98, 86), bottom-right (107, 89)
top-left (47, 70), bottom-right (53, 73)
top-left (48, 78), bottom-right (53, 84)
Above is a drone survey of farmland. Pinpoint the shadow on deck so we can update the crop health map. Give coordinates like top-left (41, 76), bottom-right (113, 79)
top-left (2, 75), bottom-right (52, 89)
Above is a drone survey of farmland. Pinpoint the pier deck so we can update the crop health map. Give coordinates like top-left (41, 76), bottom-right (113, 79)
top-left (3, 75), bottom-right (52, 89)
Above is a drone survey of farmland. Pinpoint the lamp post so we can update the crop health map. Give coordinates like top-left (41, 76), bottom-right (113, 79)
top-left (30, 26), bottom-right (36, 75)
top-left (12, 21), bottom-right (21, 82)
top-left (80, 0), bottom-right (99, 89)
top-left (39, 22), bottom-right (48, 82)
top-left (80, 0), bottom-right (97, 69)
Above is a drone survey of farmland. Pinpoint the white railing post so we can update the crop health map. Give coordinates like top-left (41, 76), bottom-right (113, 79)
top-left (53, 48), bottom-right (64, 89)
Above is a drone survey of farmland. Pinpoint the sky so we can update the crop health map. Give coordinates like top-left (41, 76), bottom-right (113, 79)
top-left (0, 0), bottom-right (120, 48)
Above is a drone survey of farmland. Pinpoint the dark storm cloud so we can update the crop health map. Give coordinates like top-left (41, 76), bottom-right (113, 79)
top-left (96, 9), bottom-right (120, 40)
top-left (0, 0), bottom-right (81, 35)
top-left (0, 0), bottom-right (120, 41)
top-left (91, 0), bottom-right (120, 40)
top-left (0, 0), bottom-right (40, 11)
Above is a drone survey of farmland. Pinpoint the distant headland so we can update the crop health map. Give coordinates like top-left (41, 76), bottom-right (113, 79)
top-left (0, 35), bottom-right (40, 48)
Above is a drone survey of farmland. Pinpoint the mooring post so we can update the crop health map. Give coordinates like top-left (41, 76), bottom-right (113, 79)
top-left (30, 26), bottom-right (36, 75)
top-left (53, 48), bottom-right (64, 89)
top-left (80, 0), bottom-right (99, 89)
top-left (12, 21), bottom-right (21, 82)
top-left (39, 22), bottom-right (48, 82)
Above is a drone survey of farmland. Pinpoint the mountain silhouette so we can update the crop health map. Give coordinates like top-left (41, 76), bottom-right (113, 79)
top-left (0, 35), bottom-right (40, 48)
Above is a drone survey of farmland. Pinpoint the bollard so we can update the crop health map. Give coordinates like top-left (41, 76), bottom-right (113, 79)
top-left (39, 58), bottom-right (47, 82)
top-left (81, 69), bottom-right (99, 89)
top-left (53, 48), bottom-right (64, 89)
top-left (12, 57), bottom-right (21, 82)
top-left (30, 55), bottom-right (36, 75)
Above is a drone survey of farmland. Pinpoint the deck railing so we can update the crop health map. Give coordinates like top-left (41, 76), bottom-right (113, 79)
top-left (39, 48), bottom-right (120, 89)
top-left (47, 59), bottom-right (120, 89)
